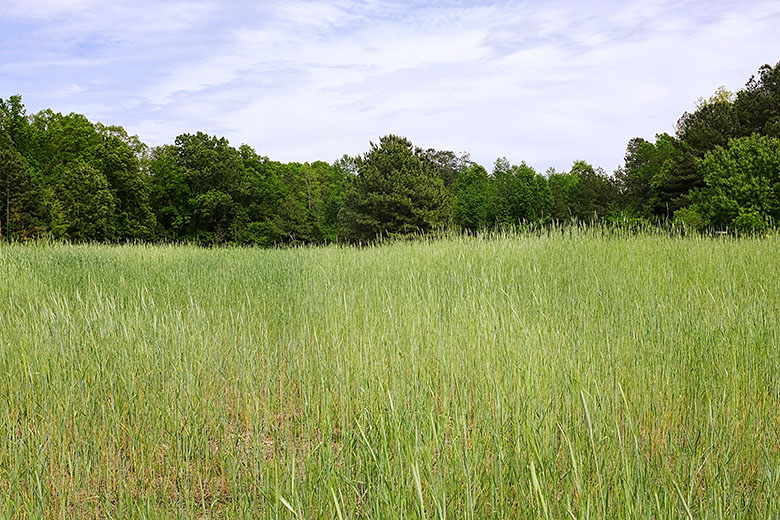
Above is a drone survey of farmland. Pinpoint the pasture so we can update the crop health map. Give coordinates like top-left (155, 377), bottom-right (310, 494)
top-left (1, 231), bottom-right (779, 518)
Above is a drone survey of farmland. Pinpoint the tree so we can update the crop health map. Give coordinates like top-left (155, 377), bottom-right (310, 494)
top-left (1, 96), bottom-right (44, 239)
top-left (617, 133), bottom-right (701, 219)
top-left (176, 132), bottom-right (245, 243)
top-left (452, 164), bottom-right (499, 232)
top-left (617, 65), bottom-right (780, 222)
top-left (547, 168), bottom-right (579, 222)
top-left (421, 148), bottom-right (472, 188)
top-left (93, 125), bottom-right (156, 240)
top-left (0, 95), bottom-right (31, 155)
top-left (26, 111), bottom-right (102, 175)
top-left (569, 161), bottom-right (618, 221)
top-left (48, 163), bottom-right (116, 241)
top-left (615, 137), bottom-right (653, 216)
top-left (341, 135), bottom-right (450, 242)
top-left (693, 134), bottom-right (780, 232)
top-left (676, 87), bottom-right (739, 157)
top-left (0, 148), bottom-right (44, 239)
top-left (148, 132), bottom-right (247, 243)
top-left (734, 61), bottom-right (780, 137)
top-left (234, 146), bottom-right (286, 246)
top-left (647, 138), bottom-right (700, 218)
top-left (14, 108), bottom-right (157, 242)
top-left (148, 145), bottom-right (192, 240)
top-left (493, 158), bottom-right (551, 225)
top-left (316, 160), bottom-right (349, 243)
top-left (275, 162), bottom-right (318, 243)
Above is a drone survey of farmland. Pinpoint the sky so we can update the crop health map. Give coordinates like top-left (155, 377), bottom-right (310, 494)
top-left (1, 0), bottom-right (779, 173)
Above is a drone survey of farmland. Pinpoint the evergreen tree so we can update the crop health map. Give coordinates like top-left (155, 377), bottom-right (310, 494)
top-left (341, 135), bottom-right (450, 242)
top-left (734, 62), bottom-right (780, 137)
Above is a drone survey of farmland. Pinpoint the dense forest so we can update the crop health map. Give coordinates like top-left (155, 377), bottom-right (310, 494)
top-left (1, 61), bottom-right (779, 245)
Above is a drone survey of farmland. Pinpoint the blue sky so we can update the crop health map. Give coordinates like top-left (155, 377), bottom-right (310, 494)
top-left (1, 0), bottom-right (779, 172)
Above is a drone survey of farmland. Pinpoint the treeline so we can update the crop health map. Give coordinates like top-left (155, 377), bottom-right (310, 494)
top-left (617, 62), bottom-right (780, 232)
top-left (1, 61), bottom-right (779, 244)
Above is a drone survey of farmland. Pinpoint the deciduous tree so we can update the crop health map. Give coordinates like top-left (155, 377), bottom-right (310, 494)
top-left (452, 164), bottom-right (498, 232)
top-left (694, 134), bottom-right (780, 232)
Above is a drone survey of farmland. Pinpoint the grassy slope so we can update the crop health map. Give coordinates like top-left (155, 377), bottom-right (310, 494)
top-left (1, 232), bottom-right (779, 518)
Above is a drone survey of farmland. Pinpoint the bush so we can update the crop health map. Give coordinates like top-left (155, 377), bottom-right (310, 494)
top-left (672, 206), bottom-right (705, 231)
top-left (733, 208), bottom-right (766, 234)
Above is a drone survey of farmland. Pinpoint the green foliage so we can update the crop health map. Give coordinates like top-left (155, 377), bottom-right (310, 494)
top-left (616, 61), bottom-right (780, 222)
top-left (148, 132), bottom-right (248, 243)
top-left (243, 158), bottom-right (347, 245)
top-left (493, 158), bottom-right (551, 224)
top-left (341, 135), bottom-right (450, 242)
top-left (93, 125), bottom-right (156, 240)
top-left (451, 163), bottom-right (499, 231)
top-left (0, 96), bottom-right (45, 239)
top-left (646, 135), bottom-right (699, 217)
top-left (0, 147), bottom-right (45, 239)
top-left (235, 147), bottom-right (286, 246)
top-left (6, 62), bottom-right (780, 245)
top-left (422, 148), bottom-right (471, 188)
top-left (178, 132), bottom-right (244, 243)
top-left (734, 62), bottom-right (780, 136)
top-left (694, 134), bottom-right (780, 231)
top-left (3, 99), bottom-right (155, 242)
top-left (313, 160), bottom-right (349, 243)
top-left (148, 145), bottom-right (192, 239)
top-left (0, 95), bottom-right (30, 153)
top-left (148, 138), bottom-right (348, 246)
top-left (192, 189), bottom-right (235, 242)
top-left (618, 133), bottom-right (702, 219)
top-left (549, 162), bottom-right (618, 222)
top-left (48, 163), bottom-right (116, 241)
top-left (672, 205), bottom-right (705, 231)
top-left (617, 135), bottom-right (673, 217)
top-left (733, 208), bottom-right (766, 234)
top-left (676, 94), bottom-right (739, 157)
top-left (548, 167), bottom-right (580, 221)
top-left (569, 160), bottom-right (618, 221)
top-left (26, 110), bottom-right (102, 173)
top-left (273, 162), bottom-right (319, 243)
top-left (603, 209), bottom-right (653, 233)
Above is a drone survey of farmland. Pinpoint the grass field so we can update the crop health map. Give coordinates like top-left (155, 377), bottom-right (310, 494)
top-left (1, 231), bottom-right (779, 518)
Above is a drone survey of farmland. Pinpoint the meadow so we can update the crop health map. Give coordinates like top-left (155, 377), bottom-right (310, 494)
top-left (1, 231), bottom-right (779, 518)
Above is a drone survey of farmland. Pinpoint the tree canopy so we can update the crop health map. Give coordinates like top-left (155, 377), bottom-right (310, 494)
top-left (617, 60), bottom-right (780, 231)
top-left (340, 135), bottom-right (450, 242)
top-left (2, 60), bottom-right (780, 243)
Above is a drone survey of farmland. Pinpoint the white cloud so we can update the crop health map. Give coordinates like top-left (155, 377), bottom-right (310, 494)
top-left (3, 0), bottom-right (779, 172)
top-left (1, 0), bottom-right (98, 17)
top-left (59, 83), bottom-right (86, 97)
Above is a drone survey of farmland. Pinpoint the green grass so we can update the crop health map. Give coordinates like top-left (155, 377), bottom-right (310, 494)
top-left (1, 231), bottom-right (779, 518)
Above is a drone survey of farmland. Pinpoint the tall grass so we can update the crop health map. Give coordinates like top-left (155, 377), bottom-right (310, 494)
top-left (1, 230), bottom-right (779, 518)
